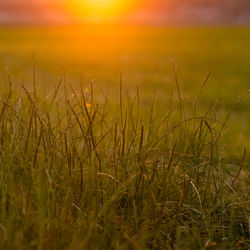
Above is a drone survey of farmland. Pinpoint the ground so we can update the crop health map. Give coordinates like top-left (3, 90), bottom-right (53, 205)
top-left (0, 26), bottom-right (249, 249)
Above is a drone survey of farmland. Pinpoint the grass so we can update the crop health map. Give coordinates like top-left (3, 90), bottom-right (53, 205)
top-left (0, 64), bottom-right (249, 249)
top-left (0, 26), bottom-right (249, 249)
top-left (0, 26), bottom-right (249, 161)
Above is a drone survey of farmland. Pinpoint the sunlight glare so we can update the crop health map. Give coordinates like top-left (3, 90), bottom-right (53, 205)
top-left (68, 0), bottom-right (133, 21)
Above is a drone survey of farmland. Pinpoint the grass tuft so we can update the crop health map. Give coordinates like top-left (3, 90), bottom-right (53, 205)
top-left (0, 69), bottom-right (249, 249)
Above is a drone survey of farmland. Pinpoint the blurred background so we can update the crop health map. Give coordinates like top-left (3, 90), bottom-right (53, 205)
top-left (0, 0), bottom-right (250, 25)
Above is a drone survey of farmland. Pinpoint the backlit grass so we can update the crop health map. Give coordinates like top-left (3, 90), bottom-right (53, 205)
top-left (0, 26), bottom-right (249, 162)
top-left (0, 66), bottom-right (249, 249)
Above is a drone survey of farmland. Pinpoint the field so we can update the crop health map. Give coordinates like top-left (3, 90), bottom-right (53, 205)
top-left (0, 27), bottom-right (249, 157)
top-left (0, 26), bottom-right (249, 249)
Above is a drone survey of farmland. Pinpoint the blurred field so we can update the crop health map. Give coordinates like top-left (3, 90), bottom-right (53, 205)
top-left (0, 26), bottom-right (249, 158)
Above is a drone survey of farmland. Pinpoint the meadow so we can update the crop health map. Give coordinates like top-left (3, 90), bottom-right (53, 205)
top-left (0, 26), bottom-right (249, 249)
top-left (0, 26), bottom-right (249, 158)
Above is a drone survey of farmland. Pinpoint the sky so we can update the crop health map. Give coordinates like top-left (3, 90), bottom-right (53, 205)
top-left (0, 0), bottom-right (249, 24)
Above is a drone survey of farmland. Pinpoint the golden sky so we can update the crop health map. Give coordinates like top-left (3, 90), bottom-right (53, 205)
top-left (64, 0), bottom-right (144, 21)
top-left (0, 0), bottom-right (249, 24)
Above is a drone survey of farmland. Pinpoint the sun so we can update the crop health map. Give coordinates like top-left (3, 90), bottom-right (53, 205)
top-left (68, 0), bottom-right (132, 21)
top-left (84, 0), bottom-right (121, 10)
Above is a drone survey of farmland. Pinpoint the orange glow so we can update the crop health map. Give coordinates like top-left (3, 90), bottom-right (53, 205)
top-left (67, 0), bottom-right (135, 21)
